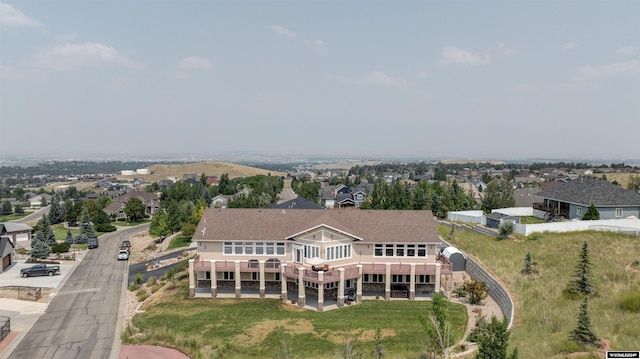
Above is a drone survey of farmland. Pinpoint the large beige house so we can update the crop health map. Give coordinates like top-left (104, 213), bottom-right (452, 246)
top-left (189, 208), bottom-right (452, 311)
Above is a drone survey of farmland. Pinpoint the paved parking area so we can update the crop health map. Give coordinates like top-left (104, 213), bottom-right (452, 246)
top-left (0, 259), bottom-right (76, 289)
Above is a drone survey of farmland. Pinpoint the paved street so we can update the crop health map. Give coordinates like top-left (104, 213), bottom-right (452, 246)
top-left (3, 225), bottom-right (147, 359)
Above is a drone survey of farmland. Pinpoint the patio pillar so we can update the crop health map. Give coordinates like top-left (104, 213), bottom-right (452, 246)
top-left (318, 271), bottom-right (324, 312)
top-left (385, 263), bottom-right (391, 300)
top-left (281, 263), bottom-right (288, 303)
top-left (188, 259), bottom-right (195, 297)
top-left (297, 267), bottom-right (306, 307)
top-left (210, 260), bottom-right (217, 297)
top-left (356, 264), bottom-right (363, 302)
top-left (259, 260), bottom-right (266, 298)
top-left (235, 260), bottom-right (242, 299)
top-left (337, 268), bottom-right (345, 307)
top-left (409, 263), bottom-right (416, 300)
top-left (435, 263), bottom-right (441, 293)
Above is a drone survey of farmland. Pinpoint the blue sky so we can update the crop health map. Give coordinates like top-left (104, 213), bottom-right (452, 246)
top-left (1, 1), bottom-right (639, 161)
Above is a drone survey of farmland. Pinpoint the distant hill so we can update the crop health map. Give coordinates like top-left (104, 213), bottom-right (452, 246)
top-left (144, 162), bottom-right (287, 180)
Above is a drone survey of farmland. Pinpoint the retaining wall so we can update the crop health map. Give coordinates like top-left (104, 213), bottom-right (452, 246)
top-left (441, 238), bottom-right (514, 329)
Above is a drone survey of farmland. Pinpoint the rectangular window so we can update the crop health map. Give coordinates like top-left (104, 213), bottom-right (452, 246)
top-left (576, 207), bottom-right (582, 216)
top-left (616, 208), bottom-right (623, 217)
top-left (274, 273), bottom-right (281, 281)
top-left (223, 272), bottom-right (234, 280)
top-left (245, 242), bottom-right (253, 255)
top-left (224, 242), bottom-right (232, 254)
top-left (235, 242), bottom-right (243, 254)
top-left (407, 244), bottom-right (415, 257)
top-left (385, 244), bottom-right (394, 256)
top-left (375, 244), bottom-right (383, 256)
top-left (255, 243), bottom-right (264, 255)
top-left (252, 272), bottom-right (260, 281)
top-left (418, 245), bottom-right (426, 257)
top-left (363, 274), bottom-right (369, 282)
top-left (266, 242), bottom-right (275, 255)
top-left (276, 243), bottom-right (285, 255)
top-left (396, 244), bottom-right (405, 257)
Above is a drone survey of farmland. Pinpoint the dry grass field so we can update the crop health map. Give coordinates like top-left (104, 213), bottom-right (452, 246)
top-left (593, 172), bottom-right (640, 190)
top-left (116, 162), bottom-right (287, 183)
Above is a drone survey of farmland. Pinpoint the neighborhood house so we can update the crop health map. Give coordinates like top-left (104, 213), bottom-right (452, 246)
top-left (189, 208), bottom-right (452, 312)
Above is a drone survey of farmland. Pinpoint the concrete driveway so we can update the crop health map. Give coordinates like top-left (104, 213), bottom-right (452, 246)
top-left (0, 258), bottom-right (77, 289)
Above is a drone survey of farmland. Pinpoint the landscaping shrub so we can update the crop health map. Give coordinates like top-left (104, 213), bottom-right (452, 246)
top-left (129, 282), bottom-right (140, 291)
top-left (51, 242), bottom-right (71, 254)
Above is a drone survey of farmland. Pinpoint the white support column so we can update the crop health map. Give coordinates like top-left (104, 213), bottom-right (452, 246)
top-left (259, 260), bottom-right (266, 298)
top-left (210, 260), bottom-right (217, 297)
top-left (435, 263), bottom-right (441, 293)
top-left (356, 264), bottom-right (363, 302)
top-left (318, 271), bottom-right (325, 312)
top-left (281, 263), bottom-right (288, 303)
top-left (385, 263), bottom-right (391, 300)
top-left (409, 263), bottom-right (416, 300)
top-left (337, 268), bottom-right (345, 307)
top-left (235, 260), bottom-right (241, 299)
top-left (188, 259), bottom-right (195, 297)
top-left (297, 267), bottom-right (306, 307)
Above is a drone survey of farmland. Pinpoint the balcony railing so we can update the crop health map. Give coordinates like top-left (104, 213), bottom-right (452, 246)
top-left (533, 203), bottom-right (569, 218)
top-left (193, 256), bottom-right (452, 283)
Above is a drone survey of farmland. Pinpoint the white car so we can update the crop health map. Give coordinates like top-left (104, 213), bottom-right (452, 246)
top-left (117, 249), bottom-right (130, 260)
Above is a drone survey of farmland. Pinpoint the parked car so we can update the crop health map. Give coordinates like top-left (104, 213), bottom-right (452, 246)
top-left (120, 240), bottom-right (131, 250)
top-left (88, 237), bottom-right (99, 249)
top-left (20, 264), bottom-right (61, 277)
top-left (117, 249), bottom-right (130, 260)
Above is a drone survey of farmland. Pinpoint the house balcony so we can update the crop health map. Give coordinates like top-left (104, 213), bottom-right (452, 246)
top-left (533, 203), bottom-right (569, 218)
top-left (192, 255), bottom-right (452, 285)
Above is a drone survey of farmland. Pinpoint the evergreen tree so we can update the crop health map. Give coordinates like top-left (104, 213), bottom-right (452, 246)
top-left (565, 241), bottom-right (597, 297)
top-left (521, 252), bottom-right (536, 275)
top-left (569, 296), bottom-right (599, 346)
top-left (582, 204), bottom-right (600, 220)
top-left (65, 229), bottom-right (74, 244)
top-left (79, 209), bottom-right (97, 238)
top-left (48, 196), bottom-right (65, 224)
top-left (31, 236), bottom-right (51, 258)
top-left (75, 233), bottom-right (88, 245)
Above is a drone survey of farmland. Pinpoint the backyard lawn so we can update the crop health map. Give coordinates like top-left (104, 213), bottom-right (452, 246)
top-left (439, 225), bottom-right (640, 358)
top-left (125, 284), bottom-right (468, 359)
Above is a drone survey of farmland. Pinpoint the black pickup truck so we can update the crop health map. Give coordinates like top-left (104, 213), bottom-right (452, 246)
top-left (20, 264), bottom-right (61, 278)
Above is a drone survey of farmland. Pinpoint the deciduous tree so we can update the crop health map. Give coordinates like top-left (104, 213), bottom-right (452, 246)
top-left (124, 198), bottom-right (146, 222)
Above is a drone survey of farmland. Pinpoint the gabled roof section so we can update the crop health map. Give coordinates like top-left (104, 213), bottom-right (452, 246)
top-left (269, 197), bottom-right (324, 210)
top-left (0, 223), bottom-right (32, 233)
top-left (535, 176), bottom-right (640, 207)
top-left (194, 208), bottom-right (440, 244)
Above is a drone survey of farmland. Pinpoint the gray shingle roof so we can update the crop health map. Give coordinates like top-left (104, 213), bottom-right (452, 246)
top-left (534, 177), bottom-right (640, 207)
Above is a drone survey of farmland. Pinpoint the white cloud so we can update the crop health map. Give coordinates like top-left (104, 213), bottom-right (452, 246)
top-left (0, 3), bottom-right (41, 27)
top-left (327, 71), bottom-right (407, 88)
top-left (577, 60), bottom-right (640, 78)
top-left (311, 39), bottom-right (327, 55)
top-left (174, 72), bottom-right (190, 80)
top-left (440, 46), bottom-right (490, 65)
top-left (32, 42), bottom-right (142, 71)
top-left (563, 42), bottom-right (578, 51)
top-left (178, 56), bottom-right (215, 70)
top-left (616, 46), bottom-right (638, 56)
top-left (494, 41), bottom-right (517, 56)
top-left (270, 24), bottom-right (297, 39)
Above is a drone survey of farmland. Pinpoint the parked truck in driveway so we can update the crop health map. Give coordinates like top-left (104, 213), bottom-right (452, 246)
top-left (20, 264), bottom-right (61, 277)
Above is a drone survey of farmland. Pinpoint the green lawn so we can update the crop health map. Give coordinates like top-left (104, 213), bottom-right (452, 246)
top-left (125, 283), bottom-right (468, 359)
top-left (439, 225), bottom-right (640, 358)
top-left (167, 235), bottom-right (192, 249)
top-left (0, 212), bottom-right (31, 222)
